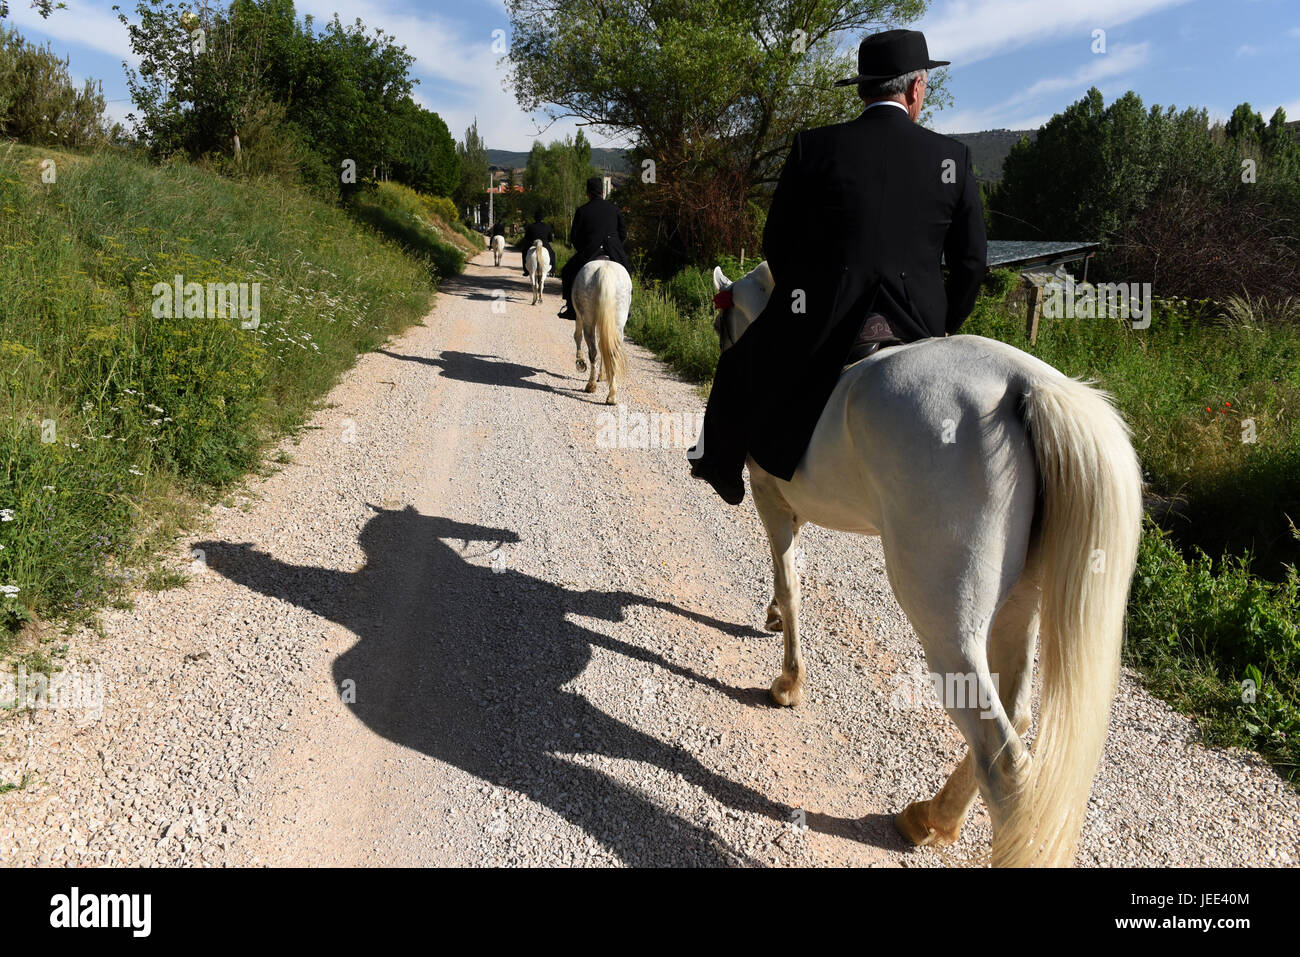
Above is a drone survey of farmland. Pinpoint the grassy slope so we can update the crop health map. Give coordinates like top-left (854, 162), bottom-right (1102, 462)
top-left (0, 143), bottom-right (437, 643)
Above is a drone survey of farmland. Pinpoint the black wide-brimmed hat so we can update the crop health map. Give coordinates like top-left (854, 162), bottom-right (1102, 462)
top-left (834, 29), bottom-right (949, 86)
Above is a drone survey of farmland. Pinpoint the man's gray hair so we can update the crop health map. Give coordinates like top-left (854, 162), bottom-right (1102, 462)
top-left (858, 68), bottom-right (927, 101)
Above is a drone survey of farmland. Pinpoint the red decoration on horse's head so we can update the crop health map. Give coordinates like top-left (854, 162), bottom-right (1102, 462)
top-left (713, 289), bottom-right (734, 310)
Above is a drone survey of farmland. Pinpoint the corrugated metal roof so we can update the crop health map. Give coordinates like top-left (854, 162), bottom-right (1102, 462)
top-left (985, 240), bottom-right (1099, 268)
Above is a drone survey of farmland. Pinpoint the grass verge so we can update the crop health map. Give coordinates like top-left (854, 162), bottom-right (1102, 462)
top-left (0, 143), bottom-right (438, 645)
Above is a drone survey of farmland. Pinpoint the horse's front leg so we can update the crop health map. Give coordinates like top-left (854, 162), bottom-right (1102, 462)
top-left (751, 466), bottom-right (804, 706)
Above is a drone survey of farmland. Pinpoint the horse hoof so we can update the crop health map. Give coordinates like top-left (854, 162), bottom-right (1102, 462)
top-left (576, 361), bottom-right (587, 373)
top-left (764, 608), bottom-right (783, 631)
top-left (895, 800), bottom-right (961, 847)
top-left (605, 395), bottom-right (617, 406)
top-left (584, 382), bottom-right (597, 394)
top-left (769, 674), bottom-right (803, 707)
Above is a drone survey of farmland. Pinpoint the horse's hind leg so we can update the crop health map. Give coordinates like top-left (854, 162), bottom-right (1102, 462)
top-left (574, 317), bottom-right (587, 374)
top-left (896, 568), bottom-right (1041, 847)
top-left (583, 324), bottom-right (599, 393)
top-left (751, 468), bottom-right (804, 706)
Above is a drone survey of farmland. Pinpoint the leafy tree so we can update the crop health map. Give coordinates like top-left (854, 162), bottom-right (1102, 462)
top-left (991, 88), bottom-right (1300, 299)
top-left (116, 0), bottom-right (303, 160)
top-left (389, 98), bottom-right (458, 196)
top-left (522, 129), bottom-right (601, 230)
top-left (0, 25), bottom-right (116, 147)
top-left (285, 13), bottom-right (415, 183)
top-left (454, 118), bottom-right (489, 220)
top-left (0, 1), bottom-right (62, 19)
top-left (1225, 102), bottom-right (1266, 145)
top-left (116, 0), bottom-right (426, 193)
top-left (505, 0), bottom-right (940, 270)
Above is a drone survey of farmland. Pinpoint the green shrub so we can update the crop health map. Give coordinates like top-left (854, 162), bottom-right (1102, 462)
top-left (663, 266), bottom-right (717, 318)
top-left (427, 194), bottom-right (458, 224)
top-left (625, 280), bottom-right (720, 385)
top-left (1128, 524), bottom-right (1300, 781)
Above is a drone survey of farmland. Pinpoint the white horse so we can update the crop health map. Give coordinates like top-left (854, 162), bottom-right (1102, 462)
top-left (527, 239), bottom-right (551, 306)
top-left (710, 261), bottom-right (1142, 867)
top-left (572, 259), bottom-right (631, 404)
top-left (491, 234), bottom-right (505, 266)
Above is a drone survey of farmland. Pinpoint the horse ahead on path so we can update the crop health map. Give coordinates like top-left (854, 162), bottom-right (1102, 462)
top-left (527, 240), bottom-right (551, 306)
top-left (572, 258), bottom-right (631, 405)
top-left (491, 234), bottom-right (505, 267)
top-left (710, 261), bottom-right (1143, 867)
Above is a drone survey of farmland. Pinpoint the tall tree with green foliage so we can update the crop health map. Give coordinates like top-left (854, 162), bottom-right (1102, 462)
top-left (505, 0), bottom-right (942, 270)
top-left (389, 98), bottom-right (458, 196)
top-left (0, 1), bottom-right (61, 18)
top-left (0, 26), bottom-right (116, 147)
top-left (116, 0), bottom-right (425, 192)
top-left (454, 118), bottom-right (490, 220)
top-left (523, 129), bottom-right (600, 230)
top-left (991, 88), bottom-right (1300, 298)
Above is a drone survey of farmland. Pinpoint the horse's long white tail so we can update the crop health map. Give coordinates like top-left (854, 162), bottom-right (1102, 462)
top-left (594, 269), bottom-right (625, 384)
top-left (995, 374), bottom-right (1142, 867)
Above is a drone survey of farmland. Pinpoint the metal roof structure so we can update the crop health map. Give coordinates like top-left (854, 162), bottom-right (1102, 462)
top-left (941, 240), bottom-right (1100, 270)
top-left (984, 240), bottom-right (1100, 270)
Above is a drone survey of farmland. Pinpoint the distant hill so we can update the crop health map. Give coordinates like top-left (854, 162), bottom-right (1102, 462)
top-left (489, 119), bottom-right (1296, 186)
top-left (948, 129), bottom-right (1037, 183)
top-left (490, 133), bottom-right (1028, 184)
top-left (487, 147), bottom-right (629, 173)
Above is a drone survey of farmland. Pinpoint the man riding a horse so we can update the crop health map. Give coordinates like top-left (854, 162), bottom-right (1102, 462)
top-left (688, 29), bottom-right (987, 504)
top-left (521, 212), bottom-right (557, 277)
top-left (557, 176), bottom-right (630, 321)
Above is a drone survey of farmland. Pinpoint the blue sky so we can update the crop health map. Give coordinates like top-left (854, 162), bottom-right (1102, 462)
top-left (5, 0), bottom-right (1298, 148)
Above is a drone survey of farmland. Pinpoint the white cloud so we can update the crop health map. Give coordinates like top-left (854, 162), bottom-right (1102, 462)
top-left (1014, 41), bottom-right (1148, 102)
top-left (917, 0), bottom-right (1188, 67)
top-left (931, 42), bottom-right (1148, 133)
top-left (7, 0), bottom-right (136, 64)
top-left (932, 106), bottom-right (1053, 135)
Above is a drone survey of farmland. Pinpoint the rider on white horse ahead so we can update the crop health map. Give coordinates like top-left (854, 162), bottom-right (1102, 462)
top-left (557, 177), bottom-right (630, 321)
top-left (688, 28), bottom-right (983, 504)
top-left (521, 212), bottom-right (556, 278)
top-left (694, 31), bottom-right (1143, 866)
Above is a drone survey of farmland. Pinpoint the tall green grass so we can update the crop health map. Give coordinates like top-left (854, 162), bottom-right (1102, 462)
top-left (963, 279), bottom-right (1300, 578)
top-left (626, 266), bottom-right (721, 385)
top-left (1128, 524), bottom-right (1300, 780)
top-left (0, 144), bottom-right (435, 638)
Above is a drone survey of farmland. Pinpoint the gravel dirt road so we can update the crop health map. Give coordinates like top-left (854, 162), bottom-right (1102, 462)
top-left (3, 250), bottom-right (1298, 867)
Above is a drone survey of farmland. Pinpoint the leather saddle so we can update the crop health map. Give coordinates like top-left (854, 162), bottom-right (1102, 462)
top-left (844, 313), bottom-right (903, 365)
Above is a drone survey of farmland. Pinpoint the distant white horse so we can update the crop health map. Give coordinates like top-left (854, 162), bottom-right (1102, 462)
top-left (527, 239), bottom-right (551, 306)
top-left (572, 259), bottom-right (631, 404)
top-left (491, 234), bottom-right (505, 266)
top-left (710, 261), bottom-right (1142, 867)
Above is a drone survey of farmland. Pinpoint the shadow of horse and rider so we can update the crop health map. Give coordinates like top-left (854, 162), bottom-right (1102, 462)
top-left (197, 506), bottom-right (906, 865)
